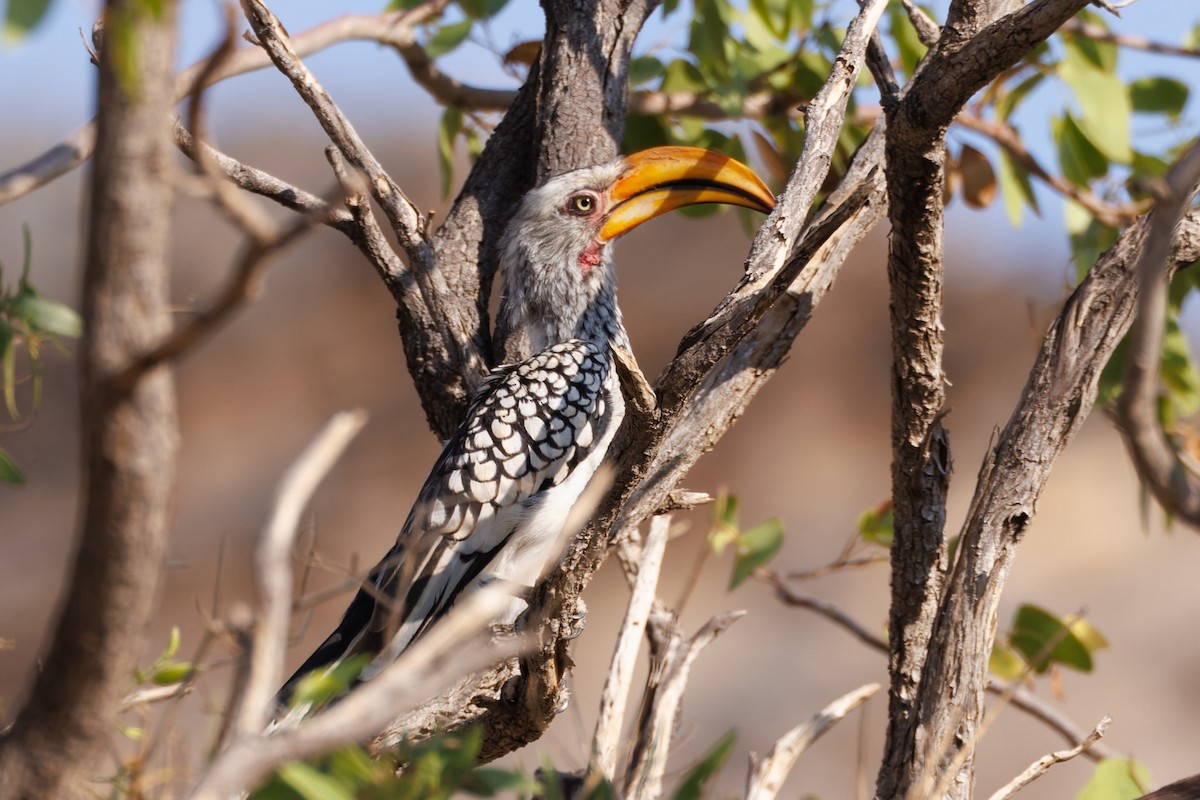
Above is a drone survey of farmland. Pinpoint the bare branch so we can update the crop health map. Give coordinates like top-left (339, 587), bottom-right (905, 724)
top-left (1114, 139), bottom-right (1200, 527)
top-left (235, 410), bottom-right (368, 736)
top-left (173, 121), bottom-right (353, 234)
top-left (0, 8), bottom-right (449, 207)
top-left (591, 515), bottom-right (671, 782)
top-left (0, 3), bottom-right (179, 795)
top-left (1061, 18), bottom-right (1200, 59)
top-left (986, 716), bottom-right (1111, 800)
top-left (622, 611), bottom-right (745, 800)
top-left (745, 683), bottom-right (881, 800)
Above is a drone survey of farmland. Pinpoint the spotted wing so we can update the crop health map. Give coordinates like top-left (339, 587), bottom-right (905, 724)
top-left (277, 340), bottom-right (614, 703)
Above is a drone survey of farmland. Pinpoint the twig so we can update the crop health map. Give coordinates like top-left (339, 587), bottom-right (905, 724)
top-left (1115, 139), bottom-right (1200, 528)
top-left (119, 683), bottom-right (193, 712)
top-left (900, 0), bottom-right (942, 46)
top-left (786, 554), bottom-right (889, 580)
top-left (745, 683), bottom-right (881, 800)
top-left (0, 8), bottom-right (448, 207)
top-left (591, 515), bottom-right (671, 781)
top-left (986, 716), bottom-right (1111, 800)
top-left (956, 112), bottom-right (1148, 227)
top-left (239, 0), bottom-right (431, 269)
top-left (172, 121), bottom-right (353, 234)
top-left (761, 570), bottom-right (889, 653)
top-left (622, 611), bottom-right (745, 800)
top-left (1061, 18), bottom-right (1200, 59)
top-left (765, 568), bottom-right (1119, 761)
top-left (234, 410), bottom-right (368, 735)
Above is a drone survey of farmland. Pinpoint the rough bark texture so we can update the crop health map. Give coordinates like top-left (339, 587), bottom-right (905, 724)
top-left (0, 3), bottom-right (179, 797)
top-left (875, 1), bottom-right (1092, 797)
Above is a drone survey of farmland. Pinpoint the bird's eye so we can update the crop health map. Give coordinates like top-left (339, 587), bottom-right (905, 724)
top-left (566, 193), bottom-right (597, 216)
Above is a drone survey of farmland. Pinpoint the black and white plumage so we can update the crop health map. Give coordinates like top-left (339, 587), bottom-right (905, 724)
top-left (277, 146), bottom-right (774, 708)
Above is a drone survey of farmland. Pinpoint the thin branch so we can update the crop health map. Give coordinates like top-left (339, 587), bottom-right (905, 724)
top-left (1114, 139), bottom-right (1200, 527)
top-left (235, 410), bottom-right (368, 736)
top-left (745, 683), bottom-right (881, 800)
top-left (1061, 18), bottom-right (1200, 59)
top-left (766, 565), bottom-right (1120, 762)
top-left (955, 112), bottom-right (1149, 228)
top-left (622, 611), bottom-right (745, 800)
top-left (591, 515), bottom-right (671, 782)
top-left (986, 716), bottom-right (1111, 800)
top-left (0, 7), bottom-right (449, 207)
top-left (239, 0), bottom-right (431, 268)
top-left (172, 121), bottom-right (353, 234)
top-left (761, 571), bottom-right (889, 653)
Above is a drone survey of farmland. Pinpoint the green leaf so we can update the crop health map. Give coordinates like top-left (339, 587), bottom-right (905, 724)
top-left (1008, 604), bottom-right (1096, 674)
top-left (457, 0), bottom-right (508, 19)
top-left (387, 0), bottom-right (427, 8)
top-left (151, 660), bottom-right (195, 685)
top-left (988, 642), bottom-right (1026, 681)
top-left (276, 763), bottom-right (355, 800)
top-left (996, 71), bottom-right (1046, 122)
top-left (628, 55), bottom-right (664, 87)
top-left (996, 148), bottom-right (1039, 228)
top-left (673, 731), bottom-right (736, 800)
top-left (731, 518), bottom-right (783, 589)
top-left (290, 655), bottom-right (371, 709)
top-left (0, 446), bottom-right (25, 486)
top-left (4, 0), bottom-right (52, 39)
top-left (437, 107), bottom-right (463, 199)
top-left (690, 0), bottom-right (731, 85)
top-left (660, 59), bottom-right (708, 94)
top-left (1076, 758), bottom-right (1151, 800)
top-left (1129, 77), bottom-right (1189, 120)
top-left (459, 768), bottom-right (541, 796)
top-left (164, 626), bottom-right (181, 659)
top-left (622, 114), bottom-right (672, 155)
top-left (2, 330), bottom-right (17, 420)
top-left (709, 492), bottom-right (740, 553)
top-left (1055, 113), bottom-right (1109, 188)
top-left (749, 0), bottom-right (789, 39)
top-left (1058, 38), bottom-right (1131, 163)
top-left (425, 19), bottom-right (472, 59)
top-left (887, 3), bottom-right (928, 77)
top-left (11, 294), bottom-right (82, 338)
top-left (1158, 318), bottom-right (1200, 420)
top-left (857, 500), bottom-right (893, 547)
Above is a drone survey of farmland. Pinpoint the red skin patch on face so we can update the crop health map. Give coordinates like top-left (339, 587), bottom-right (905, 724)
top-left (578, 239), bottom-right (604, 275)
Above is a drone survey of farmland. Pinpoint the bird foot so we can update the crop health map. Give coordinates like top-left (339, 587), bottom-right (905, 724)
top-left (557, 599), bottom-right (588, 641)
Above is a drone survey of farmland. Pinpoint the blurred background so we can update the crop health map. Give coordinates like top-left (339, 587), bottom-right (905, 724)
top-left (2, 2), bottom-right (1199, 798)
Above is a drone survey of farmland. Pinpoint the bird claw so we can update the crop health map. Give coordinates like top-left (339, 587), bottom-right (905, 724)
top-left (559, 599), bottom-right (588, 641)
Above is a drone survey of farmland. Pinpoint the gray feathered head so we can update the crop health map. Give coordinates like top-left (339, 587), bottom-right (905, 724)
top-left (499, 146), bottom-right (775, 350)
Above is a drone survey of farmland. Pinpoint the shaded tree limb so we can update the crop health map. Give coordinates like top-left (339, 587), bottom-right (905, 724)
top-left (0, 2), bottom-right (180, 796)
top-left (898, 198), bottom-right (1200, 800)
top-left (1114, 139), bottom-right (1200, 527)
top-left (877, 1), bottom-right (1092, 797)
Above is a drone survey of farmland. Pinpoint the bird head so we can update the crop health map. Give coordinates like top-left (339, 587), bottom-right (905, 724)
top-left (500, 146), bottom-right (775, 350)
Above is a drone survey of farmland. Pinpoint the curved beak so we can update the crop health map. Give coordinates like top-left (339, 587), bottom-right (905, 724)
top-left (598, 146), bottom-right (776, 242)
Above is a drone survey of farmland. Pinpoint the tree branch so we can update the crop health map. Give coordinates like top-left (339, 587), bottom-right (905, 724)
top-left (985, 716), bottom-right (1110, 800)
top-left (591, 515), bottom-right (671, 782)
top-left (745, 683), bottom-right (881, 800)
top-left (235, 410), bottom-right (367, 736)
top-left (0, 2), bottom-right (180, 795)
top-left (877, 2), bottom-right (1091, 797)
top-left (1114, 139), bottom-right (1200, 526)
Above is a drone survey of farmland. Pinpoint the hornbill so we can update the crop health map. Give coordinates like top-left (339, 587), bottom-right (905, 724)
top-left (277, 146), bottom-right (774, 709)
